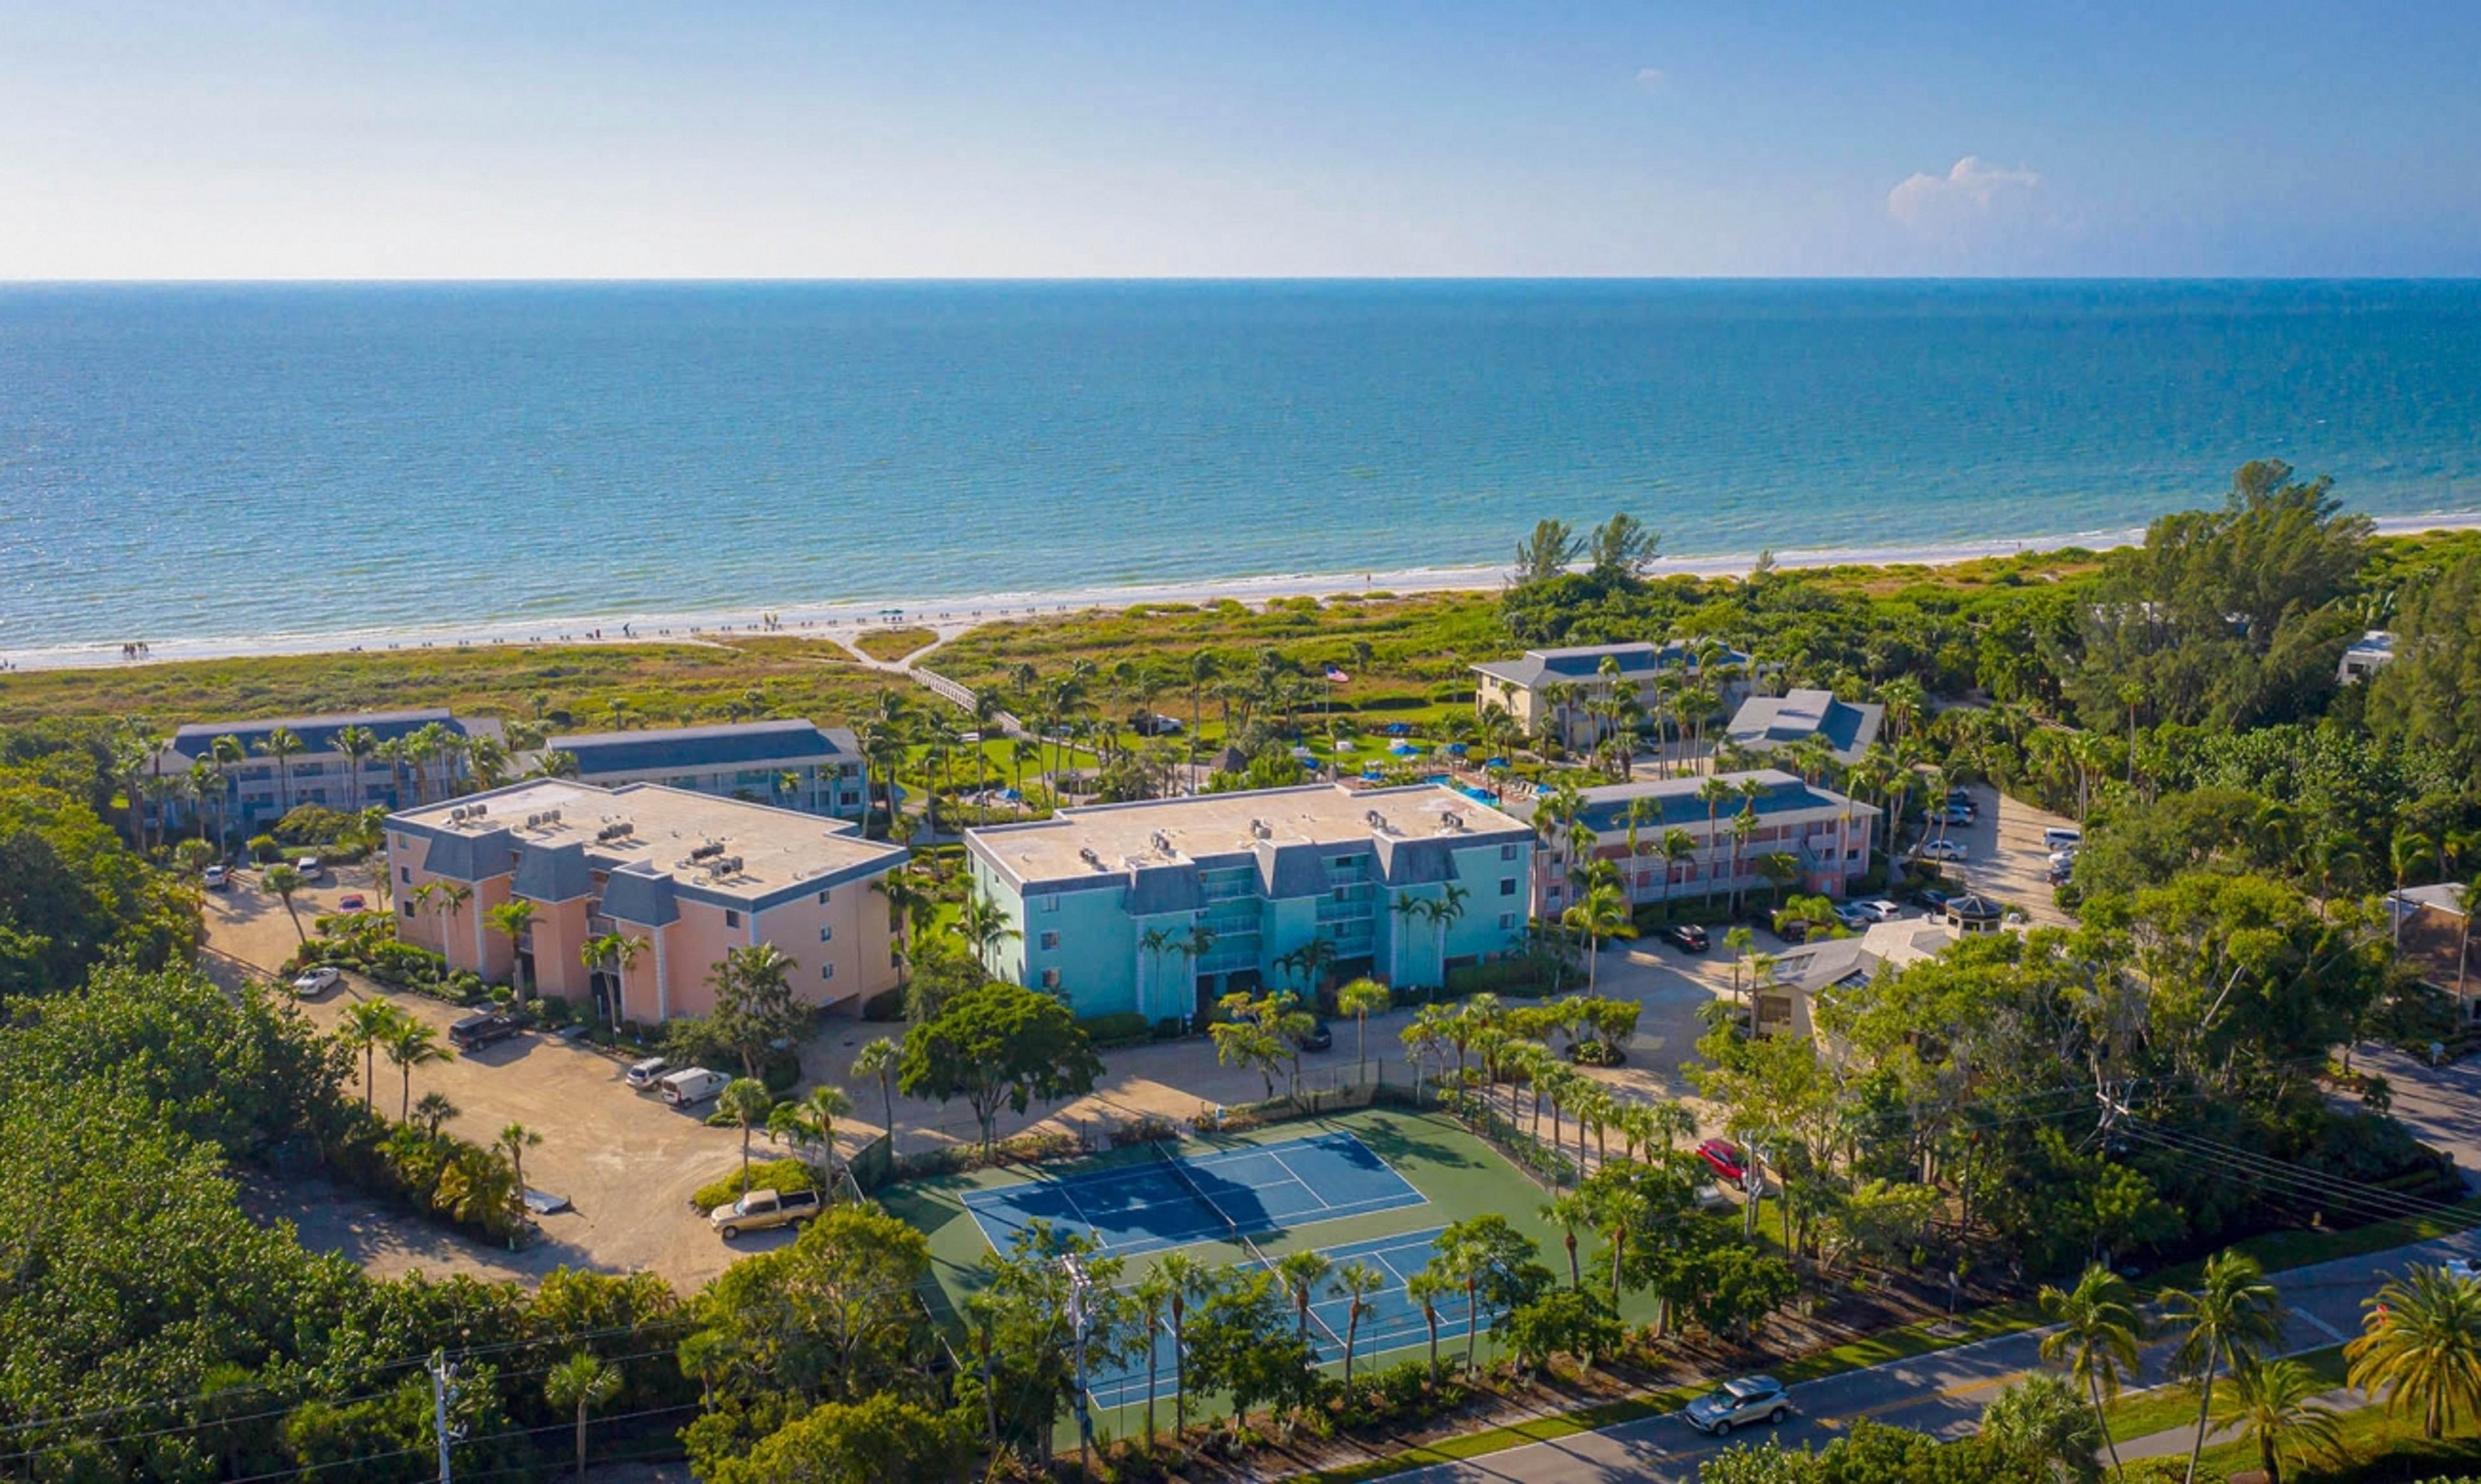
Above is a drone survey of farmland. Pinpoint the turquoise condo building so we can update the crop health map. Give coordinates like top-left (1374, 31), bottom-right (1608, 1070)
top-left (963, 783), bottom-right (1538, 1022)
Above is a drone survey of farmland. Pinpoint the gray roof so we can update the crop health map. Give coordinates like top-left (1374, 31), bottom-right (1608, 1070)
top-left (511, 841), bottom-right (593, 904)
top-left (1373, 834), bottom-right (1463, 886)
top-left (1473, 641), bottom-right (1747, 691)
top-left (1507, 769), bottom-right (1856, 834)
top-left (551, 719), bottom-right (854, 778)
top-left (170, 708), bottom-right (495, 760)
top-left (422, 827), bottom-right (517, 881)
top-left (1726, 689), bottom-right (1884, 762)
top-left (599, 862), bottom-right (680, 927)
top-left (1123, 863), bottom-right (1207, 918)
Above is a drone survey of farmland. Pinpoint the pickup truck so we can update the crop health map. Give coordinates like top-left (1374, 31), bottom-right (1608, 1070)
top-left (709, 1187), bottom-right (821, 1239)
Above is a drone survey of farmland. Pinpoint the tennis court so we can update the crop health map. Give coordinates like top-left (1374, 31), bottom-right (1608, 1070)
top-left (1085, 1225), bottom-right (1487, 1407)
top-left (960, 1130), bottom-right (1426, 1258)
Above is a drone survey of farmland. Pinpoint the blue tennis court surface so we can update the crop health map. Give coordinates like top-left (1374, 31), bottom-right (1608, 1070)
top-left (1086, 1227), bottom-right (1493, 1408)
top-left (961, 1131), bottom-right (1426, 1258)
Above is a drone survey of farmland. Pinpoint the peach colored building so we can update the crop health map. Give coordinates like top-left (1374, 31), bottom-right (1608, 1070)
top-left (386, 779), bottom-right (904, 1025)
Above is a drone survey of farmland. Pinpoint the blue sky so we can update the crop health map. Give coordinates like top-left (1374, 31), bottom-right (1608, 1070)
top-left (3, 1), bottom-right (2476, 278)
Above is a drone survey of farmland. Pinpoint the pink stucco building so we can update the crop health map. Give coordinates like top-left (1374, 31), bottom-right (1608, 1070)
top-left (386, 779), bottom-right (904, 1025)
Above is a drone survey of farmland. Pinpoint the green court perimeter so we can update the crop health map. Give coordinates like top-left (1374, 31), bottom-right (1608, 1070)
top-left (878, 1103), bottom-right (1633, 1433)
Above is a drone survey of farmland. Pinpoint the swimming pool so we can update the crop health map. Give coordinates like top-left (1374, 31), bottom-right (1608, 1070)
top-left (1421, 773), bottom-right (1499, 805)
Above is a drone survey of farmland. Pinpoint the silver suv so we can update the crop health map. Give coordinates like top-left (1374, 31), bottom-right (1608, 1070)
top-left (1685, 1374), bottom-right (1789, 1436)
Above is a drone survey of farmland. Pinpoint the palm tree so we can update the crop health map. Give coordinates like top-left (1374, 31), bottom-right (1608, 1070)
top-left (851, 1036), bottom-right (899, 1150)
top-left (544, 1351), bottom-right (622, 1480)
top-left (2163, 1249), bottom-right (2286, 1484)
top-left (332, 724), bottom-right (379, 814)
top-left (792, 1083), bottom-right (855, 1179)
top-left (1158, 1251), bottom-right (1209, 1436)
top-left (484, 899), bottom-right (538, 1003)
top-left (1337, 977), bottom-right (1390, 1073)
top-left (209, 734), bottom-right (247, 849)
top-left (717, 1077), bottom-right (774, 1192)
top-left (2039, 1263), bottom-right (2146, 1479)
top-left (2227, 1358), bottom-right (2346, 1484)
top-left (1560, 881), bottom-right (1635, 991)
top-left (261, 863), bottom-right (308, 943)
top-left (255, 726), bottom-right (305, 814)
top-left (1658, 826), bottom-right (1698, 902)
top-left (1754, 851), bottom-right (1803, 913)
top-left (579, 932), bottom-right (645, 1022)
top-left (2345, 1263), bottom-right (2481, 1442)
top-left (382, 1019), bottom-right (453, 1122)
top-left (1278, 1249), bottom-right (1334, 1358)
top-left (1334, 1262), bottom-right (1387, 1385)
top-left (1541, 1190), bottom-right (1596, 1287)
top-left (411, 1090), bottom-right (459, 1136)
top-left (341, 999), bottom-right (403, 1111)
top-left (1979, 1371), bottom-right (2104, 1482)
top-left (497, 1123), bottom-right (542, 1209)
top-left (1407, 1267), bottom-right (1450, 1380)
top-left (956, 889), bottom-right (1021, 967)
top-left (1133, 1268), bottom-right (1173, 1446)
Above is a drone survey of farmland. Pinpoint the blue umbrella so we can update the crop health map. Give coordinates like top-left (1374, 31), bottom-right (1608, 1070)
top-left (1385, 722), bottom-right (1410, 736)
top-left (1390, 741), bottom-right (1420, 756)
top-left (1447, 743), bottom-right (1469, 755)
top-left (1485, 757), bottom-right (1509, 768)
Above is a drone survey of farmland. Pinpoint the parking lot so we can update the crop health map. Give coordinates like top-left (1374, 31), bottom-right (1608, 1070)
top-left (206, 866), bottom-right (800, 1293)
top-left (1914, 782), bottom-right (2076, 928)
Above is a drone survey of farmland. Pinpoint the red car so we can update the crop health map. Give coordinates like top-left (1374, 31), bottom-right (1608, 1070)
top-left (1698, 1138), bottom-right (1748, 1189)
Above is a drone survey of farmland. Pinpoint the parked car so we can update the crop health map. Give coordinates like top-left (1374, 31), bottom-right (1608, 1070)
top-left (1917, 839), bottom-right (1969, 862)
top-left (293, 856), bottom-right (323, 878)
top-left (291, 965), bottom-right (341, 996)
top-left (1775, 918), bottom-right (1811, 944)
top-left (2047, 850), bottom-right (2078, 869)
top-left (448, 1012), bottom-right (521, 1050)
top-left (1859, 898), bottom-right (1901, 922)
top-left (1697, 1138), bottom-right (1748, 1189)
top-left (1832, 902), bottom-right (1873, 930)
top-left (336, 892), bottom-right (366, 911)
top-left (2043, 826), bottom-right (2085, 850)
top-left (1686, 1374), bottom-right (1790, 1436)
top-left (710, 1187), bottom-right (822, 1239)
top-left (625, 1055), bottom-right (670, 1089)
top-left (1939, 803), bottom-right (1976, 826)
top-left (1294, 1019), bottom-right (1335, 1052)
top-left (1664, 922), bottom-right (1710, 953)
top-left (2444, 1257), bottom-right (2480, 1282)
top-left (202, 864), bottom-right (229, 890)
top-left (660, 1067), bottom-right (730, 1107)
top-left (1911, 886), bottom-right (1951, 912)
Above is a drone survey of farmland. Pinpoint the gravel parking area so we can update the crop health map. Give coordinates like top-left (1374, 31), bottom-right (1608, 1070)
top-left (207, 866), bottom-right (793, 1294)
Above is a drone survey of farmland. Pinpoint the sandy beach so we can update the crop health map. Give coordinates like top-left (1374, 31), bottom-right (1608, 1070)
top-left (8, 512), bottom-right (2477, 676)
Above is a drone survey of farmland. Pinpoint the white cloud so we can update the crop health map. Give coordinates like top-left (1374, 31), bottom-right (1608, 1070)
top-left (1887, 155), bottom-right (2040, 226)
top-left (1634, 67), bottom-right (1667, 88)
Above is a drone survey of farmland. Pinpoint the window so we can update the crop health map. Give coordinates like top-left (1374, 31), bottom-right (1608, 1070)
top-left (1041, 968), bottom-right (1062, 989)
top-left (1500, 843), bottom-right (1517, 861)
top-left (402, 901), bottom-right (415, 918)
top-left (1499, 911), bottom-right (1516, 930)
top-left (819, 963), bottom-right (835, 982)
top-left (1042, 895), bottom-right (1061, 913)
top-left (1499, 878), bottom-right (1517, 897)
top-left (1332, 887), bottom-right (1349, 902)
top-left (818, 925), bottom-right (833, 942)
top-left (400, 866), bottom-right (411, 883)
top-left (816, 888), bottom-right (831, 905)
top-left (724, 909), bottom-right (741, 928)
top-left (1039, 930), bottom-right (1060, 950)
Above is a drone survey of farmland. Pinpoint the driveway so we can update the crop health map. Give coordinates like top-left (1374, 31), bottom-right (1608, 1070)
top-left (2345, 1043), bottom-right (2481, 1191)
top-left (1906, 783), bottom-right (2073, 928)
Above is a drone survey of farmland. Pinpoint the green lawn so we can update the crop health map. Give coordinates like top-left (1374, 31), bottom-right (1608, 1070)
top-left (2104, 1344), bottom-right (2348, 1444)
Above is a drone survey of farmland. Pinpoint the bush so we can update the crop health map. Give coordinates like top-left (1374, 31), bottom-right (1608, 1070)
top-left (861, 987), bottom-right (904, 1022)
top-left (247, 833), bottom-right (281, 863)
top-left (1152, 1016), bottom-right (1187, 1041)
top-left (689, 1158), bottom-right (818, 1212)
top-left (1077, 1012), bottom-right (1152, 1049)
top-left (1445, 956), bottom-right (1559, 999)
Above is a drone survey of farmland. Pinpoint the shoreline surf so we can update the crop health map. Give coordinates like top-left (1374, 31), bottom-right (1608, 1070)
top-left (10, 512), bottom-right (2477, 678)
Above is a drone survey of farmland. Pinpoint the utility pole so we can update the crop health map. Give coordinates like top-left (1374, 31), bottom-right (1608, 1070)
top-left (427, 1350), bottom-right (460, 1484)
top-left (1062, 1254), bottom-right (1094, 1479)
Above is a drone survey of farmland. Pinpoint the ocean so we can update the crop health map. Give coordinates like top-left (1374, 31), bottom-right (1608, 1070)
top-left (5, 279), bottom-right (2480, 660)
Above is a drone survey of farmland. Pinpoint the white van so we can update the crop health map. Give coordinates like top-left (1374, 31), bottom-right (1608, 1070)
top-left (2042, 827), bottom-right (2083, 851)
top-left (660, 1067), bottom-right (729, 1108)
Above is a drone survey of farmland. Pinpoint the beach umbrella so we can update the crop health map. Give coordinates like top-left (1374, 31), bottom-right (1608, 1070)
top-left (1389, 741), bottom-right (1419, 757)
top-left (1447, 743), bottom-right (1469, 755)
top-left (1385, 722), bottom-right (1410, 736)
top-left (1485, 757), bottom-right (1509, 768)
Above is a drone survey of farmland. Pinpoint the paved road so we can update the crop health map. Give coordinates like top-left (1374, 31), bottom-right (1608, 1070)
top-left (2353, 1042), bottom-right (2481, 1190)
top-left (1394, 1228), bottom-right (2471, 1483)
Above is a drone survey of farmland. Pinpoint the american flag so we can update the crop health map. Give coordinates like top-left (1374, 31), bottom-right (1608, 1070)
top-left (1324, 665), bottom-right (1350, 683)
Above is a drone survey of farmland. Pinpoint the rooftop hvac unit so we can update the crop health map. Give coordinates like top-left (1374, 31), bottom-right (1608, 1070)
top-left (543, 808), bottom-right (558, 823)
top-left (450, 806), bottom-right (469, 823)
top-left (1078, 847), bottom-right (1102, 868)
top-left (1248, 818), bottom-right (1270, 839)
top-left (470, 804), bottom-right (488, 817)
top-left (1150, 830), bottom-right (1173, 854)
top-left (1439, 811), bottom-right (1464, 833)
top-left (689, 842), bottom-right (725, 862)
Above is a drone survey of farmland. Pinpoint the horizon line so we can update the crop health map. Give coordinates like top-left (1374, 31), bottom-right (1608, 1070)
top-left (5, 273), bottom-right (2481, 288)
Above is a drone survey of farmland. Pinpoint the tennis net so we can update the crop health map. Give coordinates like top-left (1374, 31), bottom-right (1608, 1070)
top-left (1155, 1142), bottom-right (1345, 1350)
